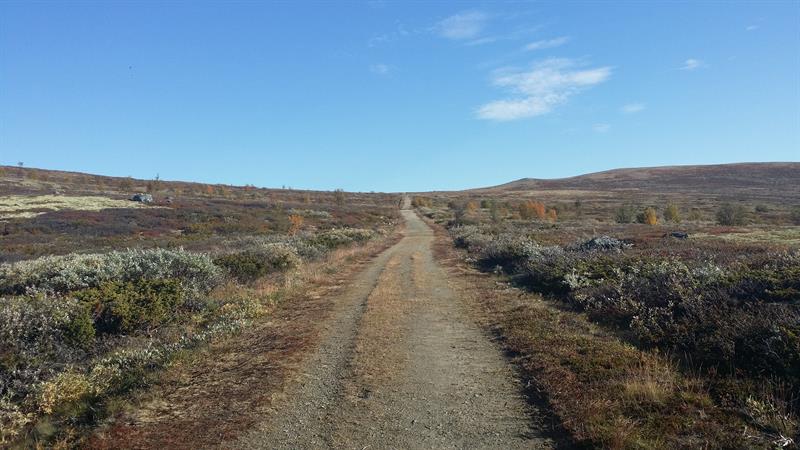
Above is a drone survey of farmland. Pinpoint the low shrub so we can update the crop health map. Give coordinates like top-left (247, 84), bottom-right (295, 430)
top-left (214, 244), bottom-right (300, 282)
top-left (214, 252), bottom-right (272, 283)
top-left (716, 203), bottom-right (748, 226)
top-left (0, 295), bottom-right (90, 402)
top-left (573, 236), bottom-right (631, 253)
top-left (286, 208), bottom-right (332, 219)
top-left (478, 233), bottom-right (542, 270)
top-left (449, 225), bottom-right (800, 402)
top-left (0, 248), bottom-right (221, 296)
top-left (664, 203), bottom-right (681, 223)
top-left (615, 204), bottom-right (637, 223)
top-left (72, 278), bottom-right (187, 334)
top-left (314, 228), bottom-right (375, 249)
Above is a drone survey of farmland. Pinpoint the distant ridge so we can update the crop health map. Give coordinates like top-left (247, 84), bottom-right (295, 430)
top-left (469, 162), bottom-right (800, 198)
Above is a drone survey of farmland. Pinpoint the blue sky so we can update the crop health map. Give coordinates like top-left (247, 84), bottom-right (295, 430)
top-left (1, 1), bottom-right (798, 192)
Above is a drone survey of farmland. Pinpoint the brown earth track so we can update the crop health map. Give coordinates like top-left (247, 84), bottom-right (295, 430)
top-left (232, 208), bottom-right (553, 449)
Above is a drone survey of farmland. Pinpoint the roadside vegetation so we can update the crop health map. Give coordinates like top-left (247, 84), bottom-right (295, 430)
top-left (0, 166), bottom-right (399, 446)
top-left (419, 193), bottom-right (799, 449)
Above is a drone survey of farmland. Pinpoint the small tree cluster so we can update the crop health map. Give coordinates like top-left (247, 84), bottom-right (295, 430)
top-left (333, 189), bottom-right (346, 206)
top-left (519, 200), bottom-right (546, 220)
top-left (637, 207), bottom-right (659, 225)
top-left (716, 203), bottom-right (748, 226)
top-left (288, 214), bottom-right (304, 235)
top-left (663, 203), bottom-right (681, 223)
top-left (615, 204), bottom-right (637, 223)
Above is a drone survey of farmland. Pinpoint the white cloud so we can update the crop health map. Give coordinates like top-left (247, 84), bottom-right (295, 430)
top-left (621, 102), bottom-right (645, 114)
top-left (746, 24), bottom-right (759, 31)
top-left (369, 64), bottom-right (390, 75)
top-left (437, 11), bottom-right (488, 40)
top-left (477, 58), bottom-right (612, 121)
top-left (524, 36), bottom-right (570, 51)
top-left (680, 58), bottom-right (705, 70)
top-left (592, 123), bottom-right (610, 133)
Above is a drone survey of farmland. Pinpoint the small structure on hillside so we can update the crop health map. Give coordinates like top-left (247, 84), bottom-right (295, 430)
top-left (130, 193), bottom-right (153, 203)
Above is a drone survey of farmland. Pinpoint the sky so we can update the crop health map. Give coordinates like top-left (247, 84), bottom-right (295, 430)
top-left (1, 1), bottom-right (798, 192)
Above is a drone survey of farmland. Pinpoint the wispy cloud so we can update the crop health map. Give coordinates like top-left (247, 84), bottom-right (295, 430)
top-left (477, 58), bottom-right (612, 121)
top-left (621, 102), bottom-right (645, 114)
top-left (437, 11), bottom-right (488, 40)
top-left (524, 36), bottom-right (569, 51)
top-left (745, 24), bottom-right (759, 31)
top-left (680, 58), bottom-right (705, 71)
top-left (592, 123), bottom-right (611, 133)
top-left (369, 64), bottom-right (390, 75)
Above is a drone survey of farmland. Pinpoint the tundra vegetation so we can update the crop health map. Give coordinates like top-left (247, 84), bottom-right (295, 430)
top-left (418, 187), bottom-right (800, 449)
top-left (0, 166), bottom-right (398, 446)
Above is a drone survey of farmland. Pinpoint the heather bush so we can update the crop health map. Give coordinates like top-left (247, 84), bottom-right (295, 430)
top-left (725, 250), bottom-right (800, 302)
top-left (0, 248), bottom-right (222, 296)
top-left (0, 295), bottom-right (90, 405)
top-left (450, 224), bottom-right (800, 393)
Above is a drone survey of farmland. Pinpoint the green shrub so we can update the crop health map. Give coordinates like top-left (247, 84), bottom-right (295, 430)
top-left (64, 305), bottom-right (95, 349)
top-left (215, 252), bottom-right (272, 283)
top-left (716, 203), bottom-right (748, 226)
top-left (663, 203), bottom-right (681, 223)
top-left (614, 204), bottom-right (637, 223)
top-left (73, 279), bottom-right (186, 334)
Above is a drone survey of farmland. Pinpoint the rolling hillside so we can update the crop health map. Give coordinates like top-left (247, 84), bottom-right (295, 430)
top-left (472, 162), bottom-right (800, 201)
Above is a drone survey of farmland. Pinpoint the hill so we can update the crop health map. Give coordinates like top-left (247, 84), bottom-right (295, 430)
top-left (472, 162), bottom-right (800, 202)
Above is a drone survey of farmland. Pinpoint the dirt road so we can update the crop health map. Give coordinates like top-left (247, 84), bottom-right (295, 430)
top-left (233, 205), bottom-right (553, 449)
